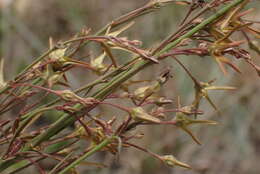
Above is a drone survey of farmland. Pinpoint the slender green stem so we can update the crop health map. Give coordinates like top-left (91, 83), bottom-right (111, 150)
top-left (48, 151), bottom-right (74, 174)
top-left (5, 139), bottom-right (77, 174)
top-left (15, 48), bottom-right (57, 81)
top-left (58, 137), bottom-right (114, 174)
top-left (9, 106), bottom-right (55, 147)
top-left (0, 48), bottom-right (56, 95)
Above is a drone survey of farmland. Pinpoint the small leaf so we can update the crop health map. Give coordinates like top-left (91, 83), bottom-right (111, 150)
top-left (107, 22), bottom-right (135, 37)
top-left (190, 119), bottom-right (218, 125)
top-left (205, 86), bottom-right (236, 90)
top-left (181, 126), bottom-right (202, 145)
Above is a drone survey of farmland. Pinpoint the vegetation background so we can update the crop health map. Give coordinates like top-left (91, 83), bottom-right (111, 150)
top-left (1, 0), bottom-right (259, 173)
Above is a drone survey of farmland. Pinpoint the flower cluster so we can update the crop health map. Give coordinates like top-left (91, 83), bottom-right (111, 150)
top-left (0, 0), bottom-right (258, 173)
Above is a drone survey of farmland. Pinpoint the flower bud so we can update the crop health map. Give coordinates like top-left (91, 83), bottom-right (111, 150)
top-left (161, 155), bottom-right (191, 169)
top-left (133, 82), bottom-right (160, 100)
top-left (130, 107), bottom-right (160, 123)
top-left (58, 90), bottom-right (84, 103)
top-left (90, 53), bottom-right (107, 74)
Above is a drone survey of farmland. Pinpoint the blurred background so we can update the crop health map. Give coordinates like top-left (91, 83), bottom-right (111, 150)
top-left (1, 0), bottom-right (260, 174)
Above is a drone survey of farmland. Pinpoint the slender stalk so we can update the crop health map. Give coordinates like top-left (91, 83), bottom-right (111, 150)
top-left (58, 137), bottom-right (114, 174)
top-left (0, 48), bottom-right (56, 95)
top-left (48, 151), bottom-right (74, 174)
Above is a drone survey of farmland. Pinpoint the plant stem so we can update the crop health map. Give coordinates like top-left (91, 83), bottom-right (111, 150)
top-left (157, 0), bottom-right (245, 55)
top-left (26, 0), bottom-right (244, 153)
top-left (0, 48), bottom-right (56, 95)
top-left (57, 137), bottom-right (114, 174)
top-left (0, 0), bottom-right (170, 96)
top-left (0, 0), bottom-right (245, 172)
top-left (48, 151), bottom-right (74, 174)
top-left (27, 0), bottom-right (246, 152)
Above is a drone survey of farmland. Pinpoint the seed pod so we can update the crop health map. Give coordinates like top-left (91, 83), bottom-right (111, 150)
top-left (133, 82), bottom-right (160, 100)
top-left (130, 107), bottom-right (160, 123)
top-left (161, 155), bottom-right (191, 169)
top-left (90, 53), bottom-right (107, 74)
